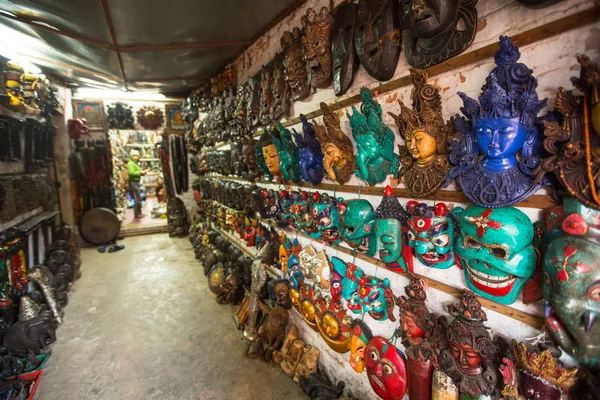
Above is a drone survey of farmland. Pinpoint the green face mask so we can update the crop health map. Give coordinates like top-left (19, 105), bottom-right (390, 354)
top-left (339, 199), bottom-right (377, 257)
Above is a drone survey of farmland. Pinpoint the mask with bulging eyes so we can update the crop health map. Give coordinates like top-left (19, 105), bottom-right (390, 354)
top-left (365, 337), bottom-right (407, 400)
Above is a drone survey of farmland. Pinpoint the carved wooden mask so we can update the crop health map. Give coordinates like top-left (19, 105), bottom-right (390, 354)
top-left (271, 53), bottom-right (291, 120)
top-left (355, 0), bottom-right (401, 81)
top-left (301, 7), bottom-right (334, 89)
top-left (281, 27), bottom-right (310, 101)
top-left (259, 63), bottom-right (274, 127)
top-left (332, 2), bottom-right (359, 96)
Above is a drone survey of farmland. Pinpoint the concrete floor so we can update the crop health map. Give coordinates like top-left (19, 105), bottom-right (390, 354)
top-left (35, 233), bottom-right (307, 400)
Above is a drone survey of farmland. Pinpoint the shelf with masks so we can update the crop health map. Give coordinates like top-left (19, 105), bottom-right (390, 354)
top-left (124, 144), bottom-right (156, 148)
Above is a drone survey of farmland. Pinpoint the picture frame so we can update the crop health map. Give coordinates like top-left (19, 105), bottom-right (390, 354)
top-left (165, 104), bottom-right (187, 133)
top-left (72, 100), bottom-right (106, 131)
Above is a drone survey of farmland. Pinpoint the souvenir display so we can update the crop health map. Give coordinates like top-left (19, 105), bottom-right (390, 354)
top-left (298, 245), bottom-right (330, 290)
top-left (535, 55), bottom-right (600, 210)
top-left (271, 53), bottom-right (291, 120)
top-left (330, 257), bottom-right (363, 311)
top-left (301, 7), bottom-right (334, 89)
top-left (389, 69), bottom-right (451, 197)
top-left (4, 296), bottom-right (58, 357)
top-left (316, 297), bottom-right (353, 353)
top-left (3, 60), bottom-right (24, 110)
top-left (313, 102), bottom-right (354, 185)
top-left (243, 245), bottom-right (270, 352)
top-left (457, 205), bottom-right (535, 305)
top-left (274, 124), bottom-right (301, 183)
top-left (406, 201), bottom-right (460, 270)
top-left (311, 193), bottom-right (342, 245)
top-left (246, 75), bottom-right (261, 130)
top-left (21, 71), bottom-right (40, 114)
top-left (259, 63), bottom-right (274, 127)
top-left (402, 0), bottom-right (477, 69)
top-left (349, 319), bottom-right (372, 373)
top-left (355, 0), bottom-right (401, 81)
top-left (255, 130), bottom-right (281, 182)
top-left (106, 101), bottom-right (134, 129)
top-left (448, 36), bottom-right (547, 207)
top-left (512, 340), bottom-right (577, 400)
top-left (356, 275), bottom-right (395, 321)
top-left (348, 88), bottom-right (400, 186)
top-left (298, 285), bottom-right (323, 331)
top-left (291, 193), bottom-right (321, 239)
top-left (287, 252), bottom-right (304, 290)
top-left (338, 199), bottom-right (377, 257)
top-left (365, 336), bottom-right (407, 400)
top-left (136, 105), bottom-right (164, 130)
top-left (375, 186), bottom-right (409, 272)
top-left (294, 115), bottom-right (325, 186)
top-left (281, 27), bottom-right (310, 101)
top-left (332, 2), bottom-right (359, 96)
top-left (542, 197), bottom-right (600, 365)
top-left (395, 277), bottom-right (437, 400)
top-left (436, 290), bottom-right (497, 398)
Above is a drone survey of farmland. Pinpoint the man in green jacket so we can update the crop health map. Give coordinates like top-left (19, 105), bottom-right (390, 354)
top-left (127, 150), bottom-right (146, 218)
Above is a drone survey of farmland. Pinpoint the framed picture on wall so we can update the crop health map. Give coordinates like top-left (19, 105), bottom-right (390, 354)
top-left (72, 100), bottom-right (106, 131)
top-left (165, 104), bottom-right (187, 133)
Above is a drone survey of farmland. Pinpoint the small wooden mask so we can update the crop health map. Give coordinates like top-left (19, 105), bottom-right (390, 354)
top-left (271, 53), bottom-right (292, 120)
top-left (281, 27), bottom-right (310, 102)
top-left (332, 2), bottom-right (359, 96)
top-left (246, 75), bottom-right (261, 130)
top-left (301, 7), bottom-right (334, 89)
top-left (259, 63), bottom-right (274, 127)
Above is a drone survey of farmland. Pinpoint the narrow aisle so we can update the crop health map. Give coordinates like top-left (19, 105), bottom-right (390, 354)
top-left (35, 233), bottom-right (307, 400)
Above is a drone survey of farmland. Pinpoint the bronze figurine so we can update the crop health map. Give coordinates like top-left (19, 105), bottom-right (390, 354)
top-left (301, 7), bottom-right (334, 89)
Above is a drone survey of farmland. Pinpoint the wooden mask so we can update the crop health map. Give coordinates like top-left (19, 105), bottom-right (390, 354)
top-left (271, 53), bottom-right (292, 120)
top-left (302, 7), bottom-right (334, 89)
top-left (259, 63), bottom-right (274, 127)
top-left (281, 27), bottom-right (310, 102)
top-left (332, 2), bottom-right (359, 96)
top-left (246, 75), bottom-right (261, 130)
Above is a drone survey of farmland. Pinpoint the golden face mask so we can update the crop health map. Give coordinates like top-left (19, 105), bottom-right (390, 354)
top-left (262, 144), bottom-right (281, 174)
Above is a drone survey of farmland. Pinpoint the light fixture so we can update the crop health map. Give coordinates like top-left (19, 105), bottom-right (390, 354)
top-left (75, 87), bottom-right (168, 101)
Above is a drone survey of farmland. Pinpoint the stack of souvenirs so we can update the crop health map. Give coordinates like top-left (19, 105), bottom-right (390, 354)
top-left (184, 32), bottom-right (600, 399)
top-left (0, 223), bottom-right (81, 398)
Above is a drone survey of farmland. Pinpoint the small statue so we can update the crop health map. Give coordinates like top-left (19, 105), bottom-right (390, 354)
top-left (338, 199), bottom-right (377, 257)
top-left (448, 36), bottom-right (547, 207)
top-left (349, 319), bottom-right (372, 373)
top-left (332, 2), bottom-right (359, 96)
top-left (255, 129), bottom-right (281, 182)
top-left (27, 266), bottom-right (62, 324)
top-left (402, 0), bottom-right (478, 69)
top-left (270, 53), bottom-right (292, 120)
top-left (294, 115), bottom-right (325, 186)
top-left (365, 336), bottom-right (407, 400)
top-left (355, 0), bottom-right (401, 81)
top-left (167, 197), bottom-right (189, 237)
top-left (389, 69), bottom-right (452, 197)
top-left (273, 123), bottom-right (301, 183)
top-left (294, 345), bottom-right (320, 383)
top-left (259, 63), bottom-right (274, 127)
top-left (395, 277), bottom-right (438, 400)
top-left (106, 101), bottom-right (134, 129)
top-left (406, 201), bottom-right (461, 270)
top-left (435, 290), bottom-right (498, 398)
top-left (301, 7), bottom-right (334, 89)
top-left (246, 75), bottom-right (261, 130)
top-left (348, 88), bottom-right (400, 186)
top-left (542, 197), bottom-right (600, 365)
top-left (457, 205), bottom-right (535, 305)
top-left (281, 28), bottom-right (310, 102)
top-left (247, 307), bottom-right (290, 362)
top-left (243, 245), bottom-right (270, 352)
top-left (375, 186), bottom-right (409, 272)
top-left (313, 103), bottom-right (354, 184)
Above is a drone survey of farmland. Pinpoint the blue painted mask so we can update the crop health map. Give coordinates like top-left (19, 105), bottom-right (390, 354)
top-left (294, 114), bottom-right (325, 186)
top-left (311, 193), bottom-right (342, 245)
top-left (356, 276), bottom-right (395, 322)
top-left (287, 253), bottom-right (304, 290)
top-left (339, 199), bottom-right (377, 257)
top-left (448, 36), bottom-right (547, 207)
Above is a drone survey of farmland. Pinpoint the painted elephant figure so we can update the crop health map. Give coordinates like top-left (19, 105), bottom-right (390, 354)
top-left (4, 310), bottom-right (58, 357)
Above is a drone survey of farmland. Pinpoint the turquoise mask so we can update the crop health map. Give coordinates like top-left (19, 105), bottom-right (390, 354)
top-left (311, 193), bottom-right (342, 245)
top-left (375, 186), bottom-right (409, 272)
top-left (338, 199), bottom-right (377, 257)
top-left (356, 276), bottom-right (395, 322)
top-left (331, 256), bottom-right (363, 304)
top-left (406, 201), bottom-right (462, 269)
top-left (457, 205), bottom-right (536, 305)
top-left (542, 198), bottom-right (600, 365)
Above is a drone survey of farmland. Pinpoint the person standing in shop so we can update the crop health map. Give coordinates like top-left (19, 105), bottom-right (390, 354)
top-left (127, 150), bottom-right (146, 218)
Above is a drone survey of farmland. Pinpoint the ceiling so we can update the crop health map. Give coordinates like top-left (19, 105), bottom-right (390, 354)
top-left (0, 0), bottom-right (302, 95)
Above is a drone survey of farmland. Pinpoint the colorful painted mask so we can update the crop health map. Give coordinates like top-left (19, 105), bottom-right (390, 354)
top-left (396, 277), bottom-right (437, 400)
top-left (389, 69), bottom-right (451, 197)
top-left (331, 256), bottom-right (363, 311)
top-left (375, 186), bottom-right (409, 272)
top-left (294, 115), bottom-right (325, 186)
top-left (402, 0), bottom-right (477, 69)
top-left (277, 190), bottom-right (296, 227)
top-left (290, 192), bottom-right (317, 236)
top-left (457, 205), bottom-right (536, 305)
top-left (313, 102), bottom-right (354, 184)
top-left (332, 2), bottom-right (359, 96)
top-left (287, 253), bottom-right (304, 290)
top-left (437, 290), bottom-right (497, 397)
top-left (350, 319), bottom-right (373, 373)
top-left (298, 245), bottom-right (330, 290)
top-left (365, 336), bottom-right (408, 400)
top-left (311, 193), bottom-right (341, 245)
top-left (3, 60), bottom-right (24, 110)
top-left (338, 199), bottom-right (377, 257)
top-left (281, 27), bottom-right (310, 102)
top-left (348, 88), bottom-right (400, 186)
top-left (406, 201), bottom-right (461, 269)
top-left (356, 275), bottom-right (395, 321)
top-left (535, 55), bottom-right (600, 210)
top-left (246, 75), bottom-right (261, 130)
top-left (542, 198), bottom-right (600, 365)
top-left (299, 284), bottom-right (323, 331)
top-left (279, 235), bottom-right (293, 270)
top-left (355, 0), bottom-right (401, 81)
top-left (316, 299), bottom-right (353, 353)
top-left (259, 63), bottom-right (273, 127)
top-left (448, 36), bottom-right (547, 207)
top-left (243, 216), bottom-right (258, 247)
top-left (274, 123), bottom-right (301, 183)
top-left (270, 53), bottom-right (291, 120)
top-left (301, 7), bottom-right (334, 89)
top-left (255, 130), bottom-right (281, 182)
top-left (512, 341), bottom-right (577, 400)
top-left (262, 189), bottom-right (282, 219)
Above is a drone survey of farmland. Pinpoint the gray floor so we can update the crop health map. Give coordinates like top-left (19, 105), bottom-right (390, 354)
top-left (35, 234), bottom-right (307, 400)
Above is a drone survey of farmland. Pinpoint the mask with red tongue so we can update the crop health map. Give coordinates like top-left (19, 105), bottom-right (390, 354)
top-left (365, 337), bottom-right (407, 400)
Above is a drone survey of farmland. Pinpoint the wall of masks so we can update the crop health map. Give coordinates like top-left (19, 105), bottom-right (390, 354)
top-left (184, 0), bottom-right (600, 399)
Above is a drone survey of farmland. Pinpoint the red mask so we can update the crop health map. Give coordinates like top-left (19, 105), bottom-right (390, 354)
top-left (366, 337), bottom-right (407, 400)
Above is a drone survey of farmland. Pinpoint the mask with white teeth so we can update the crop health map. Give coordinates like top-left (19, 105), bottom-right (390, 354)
top-left (541, 197), bottom-right (600, 365)
top-left (456, 205), bottom-right (536, 305)
top-left (406, 201), bottom-right (462, 269)
top-left (338, 199), bottom-right (377, 257)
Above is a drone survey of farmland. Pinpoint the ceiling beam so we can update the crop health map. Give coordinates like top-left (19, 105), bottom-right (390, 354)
top-left (120, 41), bottom-right (250, 52)
top-left (0, 12), bottom-right (114, 50)
top-left (100, 0), bottom-right (127, 90)
top-left (130, 74), bottom-right (211, 83)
